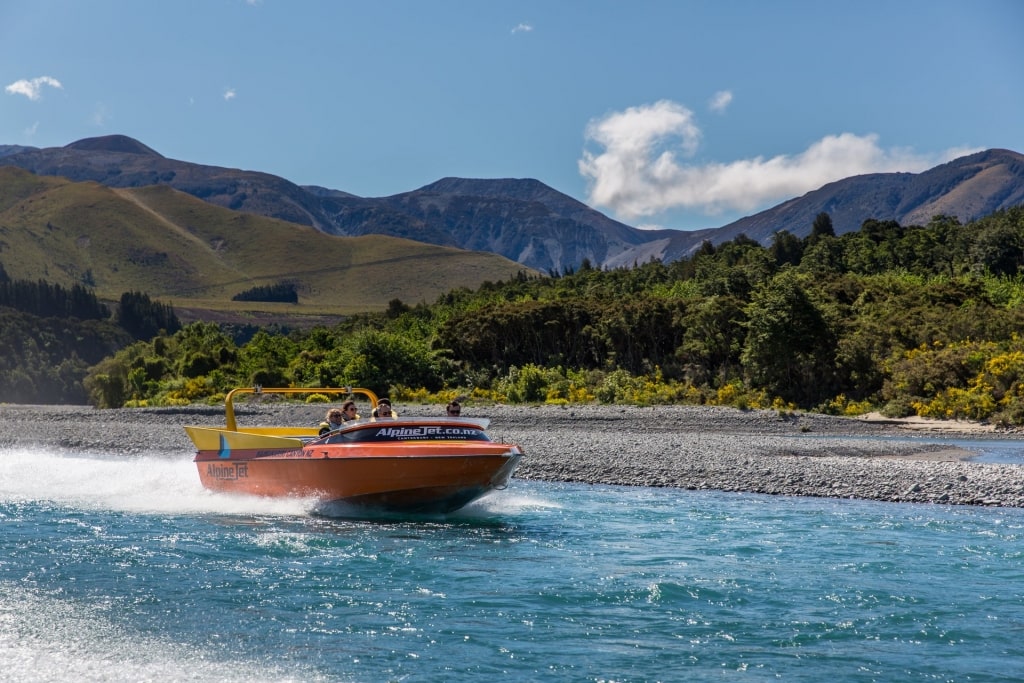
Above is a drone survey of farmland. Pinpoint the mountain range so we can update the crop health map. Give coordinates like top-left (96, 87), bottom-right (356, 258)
top-left (2, 135), bottom-right (1023, 273)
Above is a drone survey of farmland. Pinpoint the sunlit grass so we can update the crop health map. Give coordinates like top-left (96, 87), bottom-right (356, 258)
top-left (0, 168), bottom-right (534, 315)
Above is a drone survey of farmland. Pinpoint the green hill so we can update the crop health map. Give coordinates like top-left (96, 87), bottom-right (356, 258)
top-left (0, 167), bottom-right (534, 321)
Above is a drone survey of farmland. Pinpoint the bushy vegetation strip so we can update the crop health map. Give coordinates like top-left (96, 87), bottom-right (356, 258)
top-left (8, 207), bottom-right (1024, 425)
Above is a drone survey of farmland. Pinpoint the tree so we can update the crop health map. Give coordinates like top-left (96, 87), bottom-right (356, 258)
top-left (770, 230), bottom-right (804, 267)
top-left (741, 271), bottom-right (837, 406)
top-left (971, 214), bottom-right (1024, 276)
top-left (807, 212), bottom-right (835, 246)
top-left (334, 329), bottom-right (442, 395)
top-left (117, 291), bottom-right (181, 340)
top-left (237, 330), bottom-right (297, 387)
top-left (677, 295), bottom-right (746, 386)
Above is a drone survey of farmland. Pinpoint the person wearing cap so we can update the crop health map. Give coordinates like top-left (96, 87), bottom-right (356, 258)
top-left (372, 397), bottom-right (398, 419)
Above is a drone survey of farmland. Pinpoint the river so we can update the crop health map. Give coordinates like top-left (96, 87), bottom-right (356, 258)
top-left (2, 446), bottom-right (1022, 682)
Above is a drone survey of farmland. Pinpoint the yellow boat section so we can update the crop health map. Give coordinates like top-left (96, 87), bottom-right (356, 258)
top-left (185, 385), bottom-right (382, 452)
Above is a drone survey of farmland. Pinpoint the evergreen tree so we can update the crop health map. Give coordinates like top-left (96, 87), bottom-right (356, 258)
top-left (807, 212), bottom-right (836, 245)
top-left (116, 291), bottom-right (181, 340)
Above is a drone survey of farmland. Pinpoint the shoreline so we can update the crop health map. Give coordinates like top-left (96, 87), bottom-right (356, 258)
top-left (2, 402), bottom-right (1023, 508)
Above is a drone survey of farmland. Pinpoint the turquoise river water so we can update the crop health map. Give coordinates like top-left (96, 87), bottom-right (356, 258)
top-left (2, 446), bottom-right (1023, 682)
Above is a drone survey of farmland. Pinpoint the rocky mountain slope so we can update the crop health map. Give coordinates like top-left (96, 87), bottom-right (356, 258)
top-left (3, 137), bottom-right (1023, 271)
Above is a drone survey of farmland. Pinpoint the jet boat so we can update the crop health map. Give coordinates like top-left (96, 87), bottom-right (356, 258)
top-left (185, 387), bottom-right (524, 513)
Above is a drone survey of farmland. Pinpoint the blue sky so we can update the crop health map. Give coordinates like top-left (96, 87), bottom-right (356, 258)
top-left (3, 1), bottom-right (1022, 232)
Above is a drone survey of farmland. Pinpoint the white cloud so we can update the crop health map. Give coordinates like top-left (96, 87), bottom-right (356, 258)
top-left (91, 103), bottom-right (110, 126)
top-left (223, 87), bottom-right (237, 101)
top-left (24, 121), bottom-right (39, 137)
top-left (579, 100), bottom-right (975, 220)
top-left (709, 90), bottom-right (732, 113)
top-left (5, 76), bottom-right (63, 101)
top-left (511, 23), bottom-right (533, 34)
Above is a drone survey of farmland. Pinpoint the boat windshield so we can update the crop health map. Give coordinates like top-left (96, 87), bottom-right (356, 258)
top-left (319, 423), bottom-right (492, 444)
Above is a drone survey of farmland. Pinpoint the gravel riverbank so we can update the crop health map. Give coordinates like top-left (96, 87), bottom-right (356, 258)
top-left (3, 402), bottom-right (1024, 508)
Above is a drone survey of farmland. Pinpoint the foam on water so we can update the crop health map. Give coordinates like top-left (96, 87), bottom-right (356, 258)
top-left (464, 489), bottom-right (563, 514)
top-left (0, 446), bottom-right (549, 523)
top-left (0, 582), bottom-right (329, 683)
top-left (0, 447), bottom-right (316, 517)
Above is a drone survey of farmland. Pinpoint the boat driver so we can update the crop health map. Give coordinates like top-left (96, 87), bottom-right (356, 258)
top-left (372, 397), bottom-right (397, 419)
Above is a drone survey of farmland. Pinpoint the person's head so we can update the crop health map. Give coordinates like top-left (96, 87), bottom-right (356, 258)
top-left (376, 398), bottom-right (392, 418)
top-left (341, 400), bottom-right (357, 419)
top-left (327, 408), bottom-right (344, 424)
top-left (446, 401), bottom-right (461, 417)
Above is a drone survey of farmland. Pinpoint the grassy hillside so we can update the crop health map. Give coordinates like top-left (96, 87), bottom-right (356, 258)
top-left (0, 167), bottom-right (533, 319)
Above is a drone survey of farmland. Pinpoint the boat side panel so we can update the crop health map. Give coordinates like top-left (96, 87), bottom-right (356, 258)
top-left (195, 452), bottom-right (522, 509)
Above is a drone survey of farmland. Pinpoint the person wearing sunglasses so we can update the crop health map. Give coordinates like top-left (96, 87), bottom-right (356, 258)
top-left (446, 401), bottom-right (461, 417)
top-left (318, 400), bottom-right (358, 435)
top-left (318, 408), bottom-right (344, 436)
top-left (340, 400), bottom-right (359, 420)
top-left (372, 397), bottom-right (397, 419)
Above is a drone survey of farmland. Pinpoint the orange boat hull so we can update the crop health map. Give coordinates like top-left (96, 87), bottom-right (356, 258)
top-left (186, 390), bottom-right (524, 514)
top-left (194, 442), bottom-right (522, 513)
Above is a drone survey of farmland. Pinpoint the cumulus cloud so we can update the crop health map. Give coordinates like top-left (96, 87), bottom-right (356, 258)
top-left (579, 100), bottom-right (974, 220)
top-left (709, 90), bottom-right (732, 113)
top-left (511, 23), bottom-right (533, 34)
top-left (5, 76), bottom-right (63, 101)
top-left (223, 87), bottom-right (236, 101)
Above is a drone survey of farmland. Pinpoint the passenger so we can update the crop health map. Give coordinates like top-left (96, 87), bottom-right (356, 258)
top-left (446, 401), bottom-right (461, 417)
top-left (372, 397), bottom-right (397, 419)
top-left (318, 407), bottom-right (345, 436)
top-left (340, 400), bottom-right (359, 421)
top-left (318, 401), bottom-right (358, 435)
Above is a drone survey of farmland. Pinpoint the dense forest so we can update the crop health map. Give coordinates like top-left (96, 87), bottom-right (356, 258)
top-left (232, 282), bottom-right (299, 303)
top-left (0, 275), bottom-right (180, 403)
top-left (5, 207), bottom-right (1024, 421)
top-left (57, 206), bottom-right (1024, 425)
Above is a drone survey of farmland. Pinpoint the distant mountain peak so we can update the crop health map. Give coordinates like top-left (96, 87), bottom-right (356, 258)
top-left (65, 135), bottom-right (164, 158)
top-left (416, 177), bottom-right (555, 200)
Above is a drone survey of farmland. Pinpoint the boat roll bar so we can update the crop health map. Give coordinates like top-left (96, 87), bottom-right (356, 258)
top-left (223, 386), bottom-right (381, 431)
